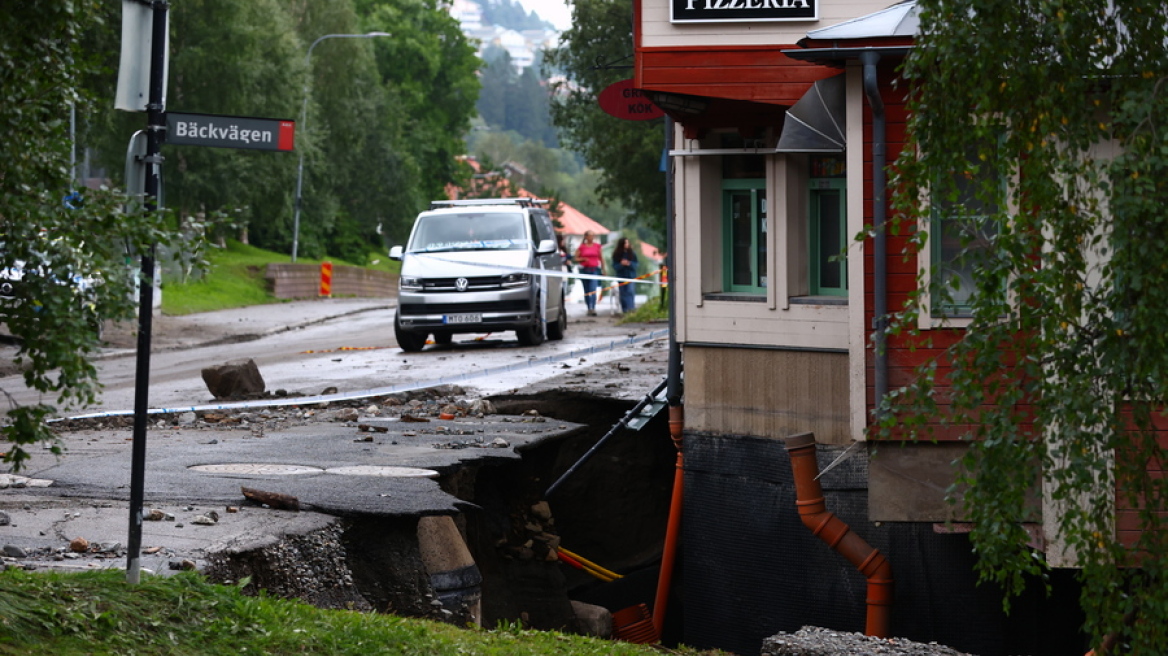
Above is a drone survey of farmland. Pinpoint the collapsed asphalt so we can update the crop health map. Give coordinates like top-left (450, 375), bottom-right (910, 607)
top-left (0, 298), bottom-right (671, 576)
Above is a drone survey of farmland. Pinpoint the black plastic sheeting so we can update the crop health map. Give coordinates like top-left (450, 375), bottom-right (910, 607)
top-left (682, 432), bottom-right (1086, 656)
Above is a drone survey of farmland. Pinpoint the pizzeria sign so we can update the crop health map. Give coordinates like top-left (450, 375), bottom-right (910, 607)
top-left (671, 0), bottom-right (817, 23)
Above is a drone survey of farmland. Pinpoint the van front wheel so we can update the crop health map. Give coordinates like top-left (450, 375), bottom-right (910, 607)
top-left (516, 316), bottom-right (545, 347)
top-left (394, 314), bottom-right (428, 352)
top-left (547, 295), bottom-right (566, 341)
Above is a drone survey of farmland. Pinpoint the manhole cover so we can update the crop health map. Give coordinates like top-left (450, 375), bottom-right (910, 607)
top-left (326, 465), bottom-right (439, 478)
top-left (188, 463), bottom-right (324, 476)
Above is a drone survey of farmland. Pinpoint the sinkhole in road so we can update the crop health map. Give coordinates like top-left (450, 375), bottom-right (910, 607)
top-left (188, 463), bottom-right (439, 478)
top-left (200, 390), bottom-right (681, 644)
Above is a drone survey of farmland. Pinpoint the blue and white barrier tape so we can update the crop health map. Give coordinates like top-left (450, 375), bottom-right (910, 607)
top-left (408, 253), bottom-right (664, 286)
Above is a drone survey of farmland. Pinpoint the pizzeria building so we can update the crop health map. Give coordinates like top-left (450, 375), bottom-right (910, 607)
top-left (631, 1), bottom-right (1085, 653)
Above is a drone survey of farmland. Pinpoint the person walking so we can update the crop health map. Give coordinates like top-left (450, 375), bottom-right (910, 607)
top-left (612, 237), bottom-right (639, 316)
top-left (575, 231), bottom-right (603, 316)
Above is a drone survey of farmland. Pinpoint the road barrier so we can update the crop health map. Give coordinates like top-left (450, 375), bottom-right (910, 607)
top-left (265, 263), bottom-right (395, 299)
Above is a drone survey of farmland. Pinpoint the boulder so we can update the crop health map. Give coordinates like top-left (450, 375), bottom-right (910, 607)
top-left (201, 359), bottom-right (266, 399)
top-left (571, 600), bottom-right (613, 639)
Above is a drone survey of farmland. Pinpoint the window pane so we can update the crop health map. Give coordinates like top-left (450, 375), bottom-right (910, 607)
top-left (756, 190), bottom-right (767, 288)
top-left (933, 140), bottom-right (1001, 315)
top-left (730, 191), bottom-right (754, 286)
top-left (817, 189), bottom-right (843, 289)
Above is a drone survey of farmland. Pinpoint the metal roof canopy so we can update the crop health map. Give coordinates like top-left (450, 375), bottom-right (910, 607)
top-left (775, 73), bottom-right (847, 153)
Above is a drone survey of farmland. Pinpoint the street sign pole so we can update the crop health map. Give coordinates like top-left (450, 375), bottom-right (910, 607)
top-left (126, 0), bottom-right (168, 585)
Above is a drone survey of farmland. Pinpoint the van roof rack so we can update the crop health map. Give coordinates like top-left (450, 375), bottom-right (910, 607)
top-left (429, 198), bottom-right (547, 210)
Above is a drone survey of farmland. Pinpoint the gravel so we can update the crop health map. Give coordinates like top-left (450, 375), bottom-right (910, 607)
top-left (762, 626), bottom-right (976, 656)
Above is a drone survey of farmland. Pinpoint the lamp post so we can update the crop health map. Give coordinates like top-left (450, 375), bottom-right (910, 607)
top-left (291, 31), bottom-right (391, 262)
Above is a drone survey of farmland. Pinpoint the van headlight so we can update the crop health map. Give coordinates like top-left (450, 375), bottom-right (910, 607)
top-left (501, 273), bottom-right (530, 288)
top-left (400, 276), bottom-right (423, 291)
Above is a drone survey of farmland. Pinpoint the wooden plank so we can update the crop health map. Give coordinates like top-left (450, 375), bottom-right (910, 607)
top-left (686, 346), bottom-right (852, 443)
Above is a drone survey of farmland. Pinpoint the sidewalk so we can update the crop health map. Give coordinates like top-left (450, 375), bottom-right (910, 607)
top-left (99, 297), bottom-right (396, 355)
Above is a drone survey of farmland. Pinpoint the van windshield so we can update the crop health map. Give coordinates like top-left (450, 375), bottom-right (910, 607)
top-left (408, 212), bottom-right (530, 253)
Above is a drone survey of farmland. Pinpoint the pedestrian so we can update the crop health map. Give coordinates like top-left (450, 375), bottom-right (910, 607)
top-left (557, 234), bottom-right (572, 269)
top-left (612, 237), bottom-right (639, 315)
top-left (575, 231), bottom-right (603, 316)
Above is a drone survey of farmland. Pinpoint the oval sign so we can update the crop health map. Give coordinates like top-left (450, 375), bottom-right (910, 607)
top-left (598, 79), bottom-right (665, 121)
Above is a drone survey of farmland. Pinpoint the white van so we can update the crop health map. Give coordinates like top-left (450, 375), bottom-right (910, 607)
top-left (388, 198), bottom-right (567, 352)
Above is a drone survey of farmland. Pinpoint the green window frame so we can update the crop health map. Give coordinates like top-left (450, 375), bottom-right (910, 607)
top-left (809, 178), bottom-right (847, 296)
top-left (722, 179), bottom-right (767, 293)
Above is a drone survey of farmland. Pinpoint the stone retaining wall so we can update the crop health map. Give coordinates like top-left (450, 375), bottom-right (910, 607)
top-left (265, 263), bottom-right (397, 300)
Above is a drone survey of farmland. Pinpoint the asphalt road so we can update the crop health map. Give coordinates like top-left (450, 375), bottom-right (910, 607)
top-left (0, 295), bottom-right (672, 574)
top-left (0, 295), bottom-right (667, 415)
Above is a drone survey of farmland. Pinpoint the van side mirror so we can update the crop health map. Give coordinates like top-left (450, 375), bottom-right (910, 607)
top-left (389, 245), bottom-right (403, 260)
top-left (536, 239), bottom-right (556, 255)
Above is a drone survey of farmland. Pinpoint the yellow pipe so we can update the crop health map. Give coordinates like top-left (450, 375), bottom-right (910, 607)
top-left (558, 547), bottom-right (623, 580)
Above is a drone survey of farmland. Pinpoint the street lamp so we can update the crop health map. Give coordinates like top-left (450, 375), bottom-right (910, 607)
top-left (291, 31), bottom-right (391, 262)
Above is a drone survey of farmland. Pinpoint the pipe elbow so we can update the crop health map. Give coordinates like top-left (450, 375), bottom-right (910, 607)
top-left (785, 433), bottom-right (893, 638)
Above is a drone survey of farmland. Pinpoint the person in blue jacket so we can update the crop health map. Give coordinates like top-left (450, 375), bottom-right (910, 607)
top-left (611, 237), bottom-right (639, 316)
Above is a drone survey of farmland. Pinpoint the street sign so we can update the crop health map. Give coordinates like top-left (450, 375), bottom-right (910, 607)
top-left (165, 112), bottom-right (295, 152)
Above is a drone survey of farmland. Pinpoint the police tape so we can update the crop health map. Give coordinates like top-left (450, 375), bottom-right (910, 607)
top-left (408, 253), bottom-right (665, 286)
top-left (61, 328), bottom-right (670, 420)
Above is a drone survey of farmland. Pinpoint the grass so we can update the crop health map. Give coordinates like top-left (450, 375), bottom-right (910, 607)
top-left (618, 291), bottom-right (671, 324)
top-left (0, 569), bottom-right (726, 656)
top-left (161, 241), bottom-right (399, 316)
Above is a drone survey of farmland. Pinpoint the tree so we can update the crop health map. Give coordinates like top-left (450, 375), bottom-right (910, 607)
top-left (358, 0), bottom-right (482, 245)
top-left (884, 1), bottom-right (1168, 651)
top-left (543, 0), bottom-right (666, 234)
top-left (80, 0), bottom-right (480, 260)
top-left (0, 2), bottom-right (199, 468)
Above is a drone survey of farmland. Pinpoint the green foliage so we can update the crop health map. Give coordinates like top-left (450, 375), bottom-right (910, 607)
top-left (357, 0), bottom-right (482, 245)
top-left (544, 0), bottom-right (667, 234)
top-left (478, 47), bottom-right (558, 148)
top-left (0, 1), bottom-right (202, 470)
top-left (882, 0), bottom-right (1168, 651)
top-left (80, 0), bottom-right (481, 259)
top-left (0, 569), bottom-right (729, 656)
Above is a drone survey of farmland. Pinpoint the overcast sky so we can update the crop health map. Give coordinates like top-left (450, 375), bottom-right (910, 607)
top-left (516, 0), bottom-right (572, 31)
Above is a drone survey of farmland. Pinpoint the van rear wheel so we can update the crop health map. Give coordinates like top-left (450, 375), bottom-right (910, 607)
top-left (394, 314), bottom-right (428, 352)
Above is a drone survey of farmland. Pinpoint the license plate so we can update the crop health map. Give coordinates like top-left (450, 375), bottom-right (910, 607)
top-left (443, 313), bottom-right (481, 324)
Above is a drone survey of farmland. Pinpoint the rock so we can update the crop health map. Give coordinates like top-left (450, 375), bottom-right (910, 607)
top-left (97, 541), bottom-right (121, 554)
top-left (492, 437), bottom-right (510, 448)
top-left (201, 358), bottom-right (266, 399)
top-left (531, 501), bottom-right (552, 521)
top-left (145, 508), bottom-right (165, 521)
top-left (192, 515), bottom-right (217, 525)
top-left (69, 537), bottom-right (89, 553)
top-left (2, 545), bottom-right (27, 558)
top-left (762, 626), bottom-right (975, 656)
top-left (334, 407), bottom-right (359, 422)
top-left (571, 601), bottom-right (613, 639)
top-left (177, 411), bottom-right (197, 426)
top-left (0, 511), bottom-right (9, 527)
top-left (469, 399), bottom-right (496, 415)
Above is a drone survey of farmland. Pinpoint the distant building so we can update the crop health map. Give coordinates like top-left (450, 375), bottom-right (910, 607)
top-left (446, 0), bottom-right (559, 72)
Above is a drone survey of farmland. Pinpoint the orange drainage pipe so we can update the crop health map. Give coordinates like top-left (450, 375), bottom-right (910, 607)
top-left (784, 432), bottom-right (893, 638)
top-left (651, 404), bottom-right (685, 637)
